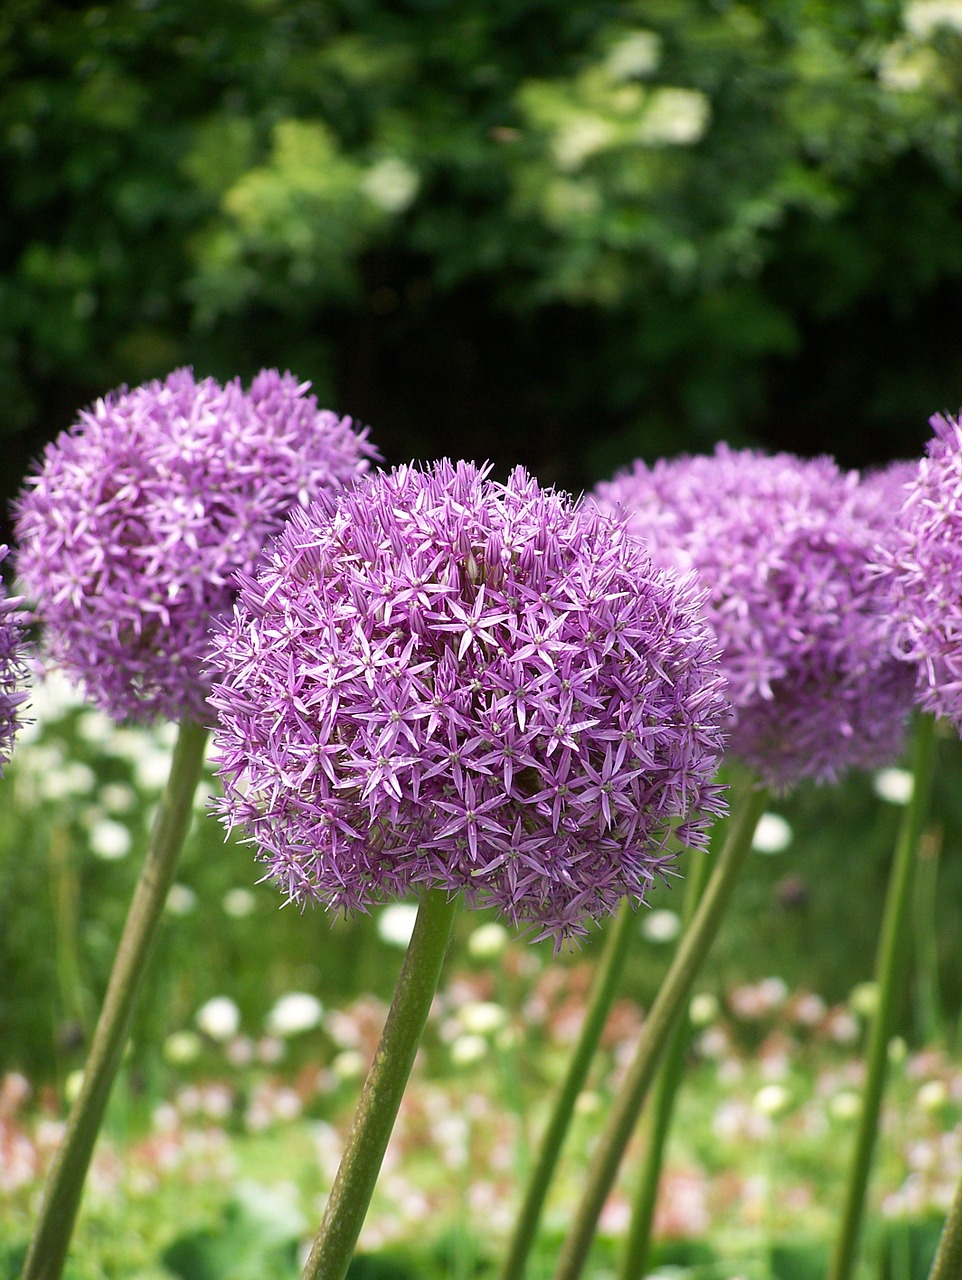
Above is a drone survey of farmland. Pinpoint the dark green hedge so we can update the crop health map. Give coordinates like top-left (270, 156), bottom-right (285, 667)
top-left (3, 0), bottom-right (962, 531)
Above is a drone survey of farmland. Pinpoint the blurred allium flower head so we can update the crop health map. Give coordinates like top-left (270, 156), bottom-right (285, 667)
top-left (14, 368), bottom-right (377, 723)
top-left (882, 411), bottom-right (962, 727)
top-left (0, 545), bottom-right (29, 771)
top-left (210, 460), bottom-right (729, 942)
top-left (593, 445), bottom-right (916, 788)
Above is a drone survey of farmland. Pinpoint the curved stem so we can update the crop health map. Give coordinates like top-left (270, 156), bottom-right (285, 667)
top-left (828, 712), bottom-right (938, 1280)
top-left (553, 777), bottom-right (769, 1280)
top-left (928, 1162), bottom-right (962, 1280)
top-left (618, 842), bottom-right (714, 1280)
top-left (21, 716), bottom-right (209, 1280)
top-left (499, 896), bottom-right (636, 1280)
top-left (301, 887), bottom-right (459, 1280)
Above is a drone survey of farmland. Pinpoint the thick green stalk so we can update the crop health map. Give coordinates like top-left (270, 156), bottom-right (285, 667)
top-left (553, 779), bottom-right (769, 1280)
top-left (618, 842), bottom-right (714, 1280)
top-left (301, 887), bottom-right (459, 1280)
top-left (499, 896), bottom-right (637, 1280)
top-left (828, 712), bottom-right (938, 1280)
top-left (21, 716), bottom-right (209, 1280)
top-left (928, 1163), bottom-right (962, 1280)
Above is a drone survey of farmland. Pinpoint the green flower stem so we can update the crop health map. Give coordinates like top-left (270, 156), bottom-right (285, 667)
top-left (21, 716), bottom-right (209, 1280)
top-left (301, 887), bottom-right (459, 1280)
top-left (553, 778), bottom-right (769, 1280)
top-left (828, 711), bottom-right (938, 1280)
top-left (928, 1163), bottom-right (962, 1280)
top-left (499, 896), bottom-right (637, 1280)
top-left (618, 840), bottom-right (715, 1280)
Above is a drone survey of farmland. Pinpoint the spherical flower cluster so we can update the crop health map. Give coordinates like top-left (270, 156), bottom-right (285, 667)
top-left (15, 368), bottom-right (378, 723)
top-left (209, 460), bottom-right (730, 942)
top-left (882, 411), bottom-right (962, 727)
top-left (0, 545), bottom-right (29, 771)
top-left (593, 445), bottom-right (916, 789)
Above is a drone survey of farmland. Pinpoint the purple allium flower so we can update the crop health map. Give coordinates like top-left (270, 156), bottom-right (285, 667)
top-left (209, 460), bottom-right (729, 942)
top-left (593, 445), bottom-right (916, 789)
top-left (14, 368), bottom-right (378, 724)
top-left (882, 412), bottom-right (962, 727)
top-left (0, 545), bottom-right (29, 771)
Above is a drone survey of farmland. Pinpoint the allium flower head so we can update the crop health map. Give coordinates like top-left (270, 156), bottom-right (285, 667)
top-left (0, 545), bottom-right (29, 770)
top-left (593, 445), bottom-right (915, 788)
top-left (882, 411), bottom-right (962, 727)
top-left (14, 368), bottom-right (377, 723)
top-left (210, 460), bottom-right (729, 942)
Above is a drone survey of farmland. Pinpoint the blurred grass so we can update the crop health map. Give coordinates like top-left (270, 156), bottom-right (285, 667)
top-left (2, 681), bottom-right (961, 1089)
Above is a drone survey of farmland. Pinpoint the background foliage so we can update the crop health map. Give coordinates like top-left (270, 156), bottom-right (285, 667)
top-left (3, 0), bottom-right (962, 543)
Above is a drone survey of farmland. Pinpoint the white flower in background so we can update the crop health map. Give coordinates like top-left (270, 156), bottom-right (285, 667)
top-left (196, 996), bottom-right (241, 1042)
top-left (457, 1001), bottom-right (507, 1036)
top-left (233, 1179), bottom-right (307, 1238)
top-left (266, 992), bottom-right (324, 1037)
top-left (574, 1089), bottom-right (602, 1116)
top-left (904, 0), bottom-right (962, 37)
top-left (105, 727), bottom-right (151, 762)
top-left (88, 817), bottom-right (132, 861)
top-left (39, 761), bottom-right (96, 801)
top-left (641, 908), bottom-right (682, 944)
top-left (77, 709), bottom-right (114, 745)
top-left (222, 887), bottom-right (257, 918)
top-left (134, 747), bottom-right (172, 791)
top-left (752, 811), bottom-right (793, 853)
top-left (873, 766), bottom-right (914, 805)
top-left (64, 1070), bottom-right (85, 1105)
top-left (166, 883), bottom-right (197, 916)
top-left (164, 1030), bottom-right (203, 1065)
top-left (877, 40), bottom-right (940, 90)
top-left (466, 921), bottom-right (509, 960)
top-left (25, 669), bottom-right (85, 728)
top-left (604, 30), bottom-right (662, 80)
top-left (849, 981), bottom-right (879, 1018)
top-left (361, 158), bottom-right (420, 213)
top-left (753, 1083), bottom-right (791, 1116)
top-left (917, 1079), bottom-right (948, 1111)
top-left (98, 782), bottom-right (136, 814)
top-left (689, 992), bottom-right (720, 1027)
top-left (552, 114), bottom-right (616, 170)
top-left (450, 1033), bottom-right (488, 1067)
top-left (331, 1050), bottom-right (365, 1081)
top-left (377, 902), bottom-right (419, 948)
top-left (636, 88), bottom-right (710, 146)
top-left (829, 1090), bottom-right (862, 1121)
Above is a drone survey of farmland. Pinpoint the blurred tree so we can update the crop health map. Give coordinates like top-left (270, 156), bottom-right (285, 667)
top-left (2, 0), bottom-right (962, 542)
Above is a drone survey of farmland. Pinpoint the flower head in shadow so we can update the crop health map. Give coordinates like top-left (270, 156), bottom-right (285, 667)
top-left (594, 446), bottom-right (915, 788)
